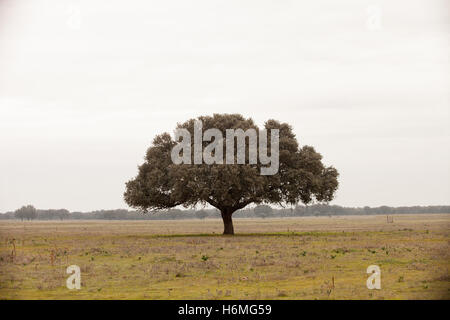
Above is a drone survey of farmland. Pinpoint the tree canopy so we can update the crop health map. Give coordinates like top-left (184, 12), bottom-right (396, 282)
top-left (254, 204), bottom-right (273, 218)
top-left (14, 205), bottom-right (37, 221)
top-left (124, 114), bottom-right (339, 234)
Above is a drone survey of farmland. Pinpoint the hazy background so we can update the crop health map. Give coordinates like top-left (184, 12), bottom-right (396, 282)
top-left (0, 0), bottom-right (449, 212)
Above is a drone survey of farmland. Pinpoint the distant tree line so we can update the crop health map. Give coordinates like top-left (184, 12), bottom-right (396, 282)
top-left (0, 204), bottom-right (449, 221)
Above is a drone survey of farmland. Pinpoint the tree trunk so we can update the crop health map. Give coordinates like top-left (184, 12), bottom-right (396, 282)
top-left (221, 209), bottom-right (234, 235)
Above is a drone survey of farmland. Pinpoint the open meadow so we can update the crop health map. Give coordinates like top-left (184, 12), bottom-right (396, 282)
top-left (0, 214), bottom-right (449, 300)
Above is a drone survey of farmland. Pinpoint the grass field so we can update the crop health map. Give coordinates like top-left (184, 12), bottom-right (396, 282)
top-left (0, 214), bottom-right (449, 300)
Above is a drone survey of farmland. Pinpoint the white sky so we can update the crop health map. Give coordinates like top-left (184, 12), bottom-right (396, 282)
top-left (0, 0), bottom-right (449, 212)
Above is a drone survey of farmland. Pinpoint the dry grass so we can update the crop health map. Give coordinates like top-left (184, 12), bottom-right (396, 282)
top-left (0, 214), bottom-right (449, 300)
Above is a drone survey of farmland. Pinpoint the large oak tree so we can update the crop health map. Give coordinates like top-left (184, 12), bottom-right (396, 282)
top-left (124, 114), bottom-right (339, 234)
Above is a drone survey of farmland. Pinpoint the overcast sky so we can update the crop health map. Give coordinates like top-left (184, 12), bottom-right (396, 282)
top-left (0, 0), bottom-right (449, 212)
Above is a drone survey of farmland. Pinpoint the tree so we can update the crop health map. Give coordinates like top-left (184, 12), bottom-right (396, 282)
top-left (195, 210), bottom-right (209, 219)
top-left (15, 205), bottom-right (37, 221)
top-left (57, 209), bottom-right (70, 220)
top-left (254, 205), bottom-right (273, 218)
top-left (124, 114), bottom-right (339, 235)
